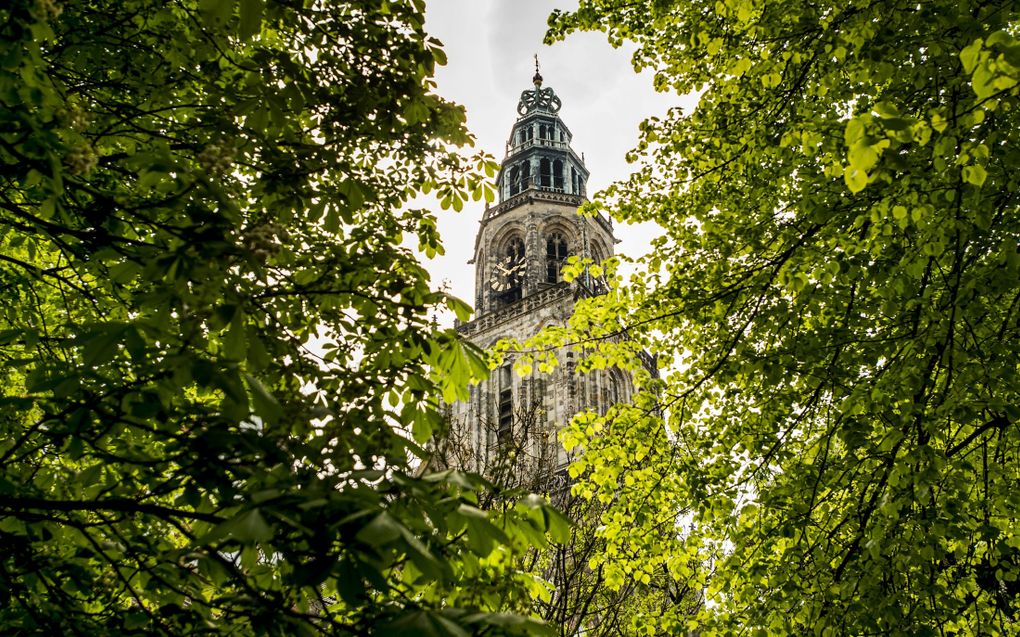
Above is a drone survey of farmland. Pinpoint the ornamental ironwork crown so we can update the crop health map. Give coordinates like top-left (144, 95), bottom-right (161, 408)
top-left (517, 55), bottom-right (562, 114)
top-left (517, 87), bottom-right (562, 115)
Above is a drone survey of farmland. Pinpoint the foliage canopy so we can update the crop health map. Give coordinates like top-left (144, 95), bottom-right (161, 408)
top-left (0, 0), bottom-right (564, 634)
top-left (542, 0), bottom-right (1020, 634)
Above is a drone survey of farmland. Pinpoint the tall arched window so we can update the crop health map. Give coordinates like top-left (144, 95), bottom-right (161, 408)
top-left (571, 167), bottom-right (578, 194)
top-left (539, 125), bottom-right (547, 140)
top-left (508, 166), bottom-right (520, 196)
top-left (497, 365), bottom-right (513, 445)
top-left (539, 158), bottom-right (551, 188)
top-left (521, 161), bottom-right (531, 190)
top-left (590, 243), bottom-right (608, 293)
top-left (546, 233), bottom-right (569, 283)
top-left (609, 371), bottom-right (622, 405)
top-left (553, 160), bottom-right (564, 191)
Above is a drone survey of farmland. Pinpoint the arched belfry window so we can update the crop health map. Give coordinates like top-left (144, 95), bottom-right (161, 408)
top-left (539, 158), bottom-right (551, 188)
top-left (508, 166), bottom-right (520, 196)
top-left (521, 161), bottom-right (531, 190)
top-left (539, 124), bottom-right (547, 140)
top-left (553, 159), bottom-right (564, 191)
top-left (609, 369), bottom-right (622, 405)
top-left (546, 233), bottom-right (570, 283)
top-left (571, 167), bottom-right (578, 194)
top-left (492, 236), bottom-right (525, 306)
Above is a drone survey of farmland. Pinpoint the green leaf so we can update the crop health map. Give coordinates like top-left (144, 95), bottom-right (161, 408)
top-left (123, 611), bottom-right (149, 630)
top-left (465, 613), bottom-right (556, 636)
top-left (463, 512), bottom-right (509, 556)
top-left (355, 512), bottom-right (402, 546)
top-left (410, 406), bottom-right (442, 443)
top-left (200, 0), bottom-right (234, 27)
top-left (238, 0), bottom-right (263, 40)
top-left (963, 164), bottom-right (988, 186)
top-left (844, 117), bottom-right (866, 145)
top-left (81, 325), bottom-right (124, 368)
top-left (223, 310), bottom-right (246, 361)
top-left (235, 509), bottom-right (273, 542)
top-left (338, 180), bottom-right (365, 210)
top-left (244, 373), bottom-right (283, 423)
top-left (200, 508), bottom-right (273, 545)
top-left (445, 295), bottom-right (474, 322)
top-left (844, 167), bottom-right (868, 193)
top-left (382, 610), bottom-right (470, 637)
top-left (543, 506), bottom-right (573, 544)
top-left (960, 38), bottom-right (983, 74)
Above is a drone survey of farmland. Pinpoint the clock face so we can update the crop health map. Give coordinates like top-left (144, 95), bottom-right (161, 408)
top-left (490, 252), bottom-right (525, 292)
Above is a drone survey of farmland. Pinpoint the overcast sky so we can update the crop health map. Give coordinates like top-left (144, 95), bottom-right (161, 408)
top-left (421, 1), bottom-right (692, 309)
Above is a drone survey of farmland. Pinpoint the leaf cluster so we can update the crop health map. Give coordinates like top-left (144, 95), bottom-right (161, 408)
top-left (546, 1), bottom-right (1020, 635)
top-left (0, 0), bottom-right (559, 634)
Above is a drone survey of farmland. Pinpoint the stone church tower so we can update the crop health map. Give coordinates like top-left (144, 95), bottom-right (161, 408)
top-left (446, 69), bottom-right (632, 487)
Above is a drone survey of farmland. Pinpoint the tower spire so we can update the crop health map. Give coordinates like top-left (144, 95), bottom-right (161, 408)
top-left (533, 54), bottom-right (543, 87)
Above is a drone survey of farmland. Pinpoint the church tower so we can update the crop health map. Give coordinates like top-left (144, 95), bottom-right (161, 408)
top-left (446, 68), bottom-right (631, 486)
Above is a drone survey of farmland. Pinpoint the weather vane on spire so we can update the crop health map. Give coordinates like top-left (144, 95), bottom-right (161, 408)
top-left (518, 54), bottom-right (559, 115)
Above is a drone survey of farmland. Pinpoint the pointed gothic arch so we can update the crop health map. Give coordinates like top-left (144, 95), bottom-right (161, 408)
top-left (545, 232), bottom-right (570, 283)
top-left (608, 367), bottom-right (626, 405)
top-left (590, 237), bottom-right (609, 265)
